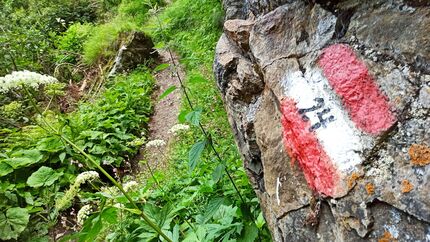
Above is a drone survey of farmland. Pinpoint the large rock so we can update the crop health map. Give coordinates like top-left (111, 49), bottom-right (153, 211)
top-left (108, 32), bottom-right (156, 76)
top-left (214, 0), bottom-right (430, 241)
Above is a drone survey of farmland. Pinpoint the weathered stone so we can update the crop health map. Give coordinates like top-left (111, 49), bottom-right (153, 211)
top-left (215, 0), bottom-right (430, 240)
top-left (224, 19), bottom-right (254, 52)
top-left (109, 32), bottom-right (156, 76)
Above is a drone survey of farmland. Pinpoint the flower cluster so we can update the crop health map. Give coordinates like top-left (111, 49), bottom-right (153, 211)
top-left (168, 124), bottom-right (190, 135)
top-left (0, 70), bottom-right (58, 93)
top-left (76, 204), bottom-right (92, 226)
top-left (100, 186), bottom-right (119, 197)
top-left (123, 180), bottom-right (139, 192)
top-left (55, 171), bottom-right (99, 211)
top-left (75, 171), bottom-right (99, 185)
top-left (146, 139), bottom-right (166, 148)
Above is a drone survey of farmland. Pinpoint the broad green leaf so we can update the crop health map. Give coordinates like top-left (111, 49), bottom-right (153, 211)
top-left (23, 192), bottom-right (34, 205)
top-left (188, 140), bottom-right (207, 171)
top-left (185, 108), bottom-right (202, 126)
top-left (212, 163), bottom-right (224, 182)
top-left (4, 150), bottom-right (43, 169)
top-left (27, 166), bottom-right (63, 188)
top-left (188, 75), bottom-right (207, 84)
top-left (59, 152), bottom-right (66, 162)
top-left (213, 205), bottom-right (237, 225)
top-left (100, 207), bottom-right (118, 224)
top-left (158, 85), bottom-right (177, 100)
top-left (80, 130), bottom-right (104, 140)
top-left (238, 223), bottom-right (259, 242)
top-left (178, 110), bottom-right (187, 123)
top-left (256, 211), bottom-right (266, 229)
top-left (78, 215), bottom-right (102, 242)
top-left (0, 162), bottom-right (13, 177)
top-left (0, 207), bottom-right (30, 240)
top-left (36, 136), bottom-right (64, 152)
top-left (203, 197), bottom-right (225, 223)
top-left (153, 63), bottom-right (170, 73)
top-left (89, 145), bottom-right (108, 155)
top-left (172, 224), bottom-right (180, 242)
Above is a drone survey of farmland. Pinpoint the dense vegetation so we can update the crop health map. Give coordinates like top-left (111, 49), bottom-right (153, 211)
top-left (0, 0), bottom-right (271, 241)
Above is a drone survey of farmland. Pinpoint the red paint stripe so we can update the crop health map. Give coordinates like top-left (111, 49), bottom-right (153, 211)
top-left (280, 98), bottom-right (338, 196)
top-left (319, 44), bottom-right (395, 135)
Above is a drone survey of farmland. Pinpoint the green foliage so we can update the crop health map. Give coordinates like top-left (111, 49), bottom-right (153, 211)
top-left (82, 0), bottom-right (164, 64)
top-left (146, 0), bottom-right (224, 69)
top-left (27, 166), bottom-right (63, 188)
top-left (0, 69), bottom-right (155, 239)
top-left (69, 70), bottom-right (154, 166)
top-left (55, 23), bottom-right (94, 64)
top-left (0, 0), bottom-right (101, 75)
top-left (188, 139), bottom-right (207, 171)
top-left (0, 207), bottom-right (30, 240)
top-left (82, 20), bottom-right (131, 64)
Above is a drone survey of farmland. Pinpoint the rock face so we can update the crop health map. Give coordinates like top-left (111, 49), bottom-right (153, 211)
top-left (109, 32), bottom-right (156, 76)
top-left (214, 0), bottom-right (430, 241)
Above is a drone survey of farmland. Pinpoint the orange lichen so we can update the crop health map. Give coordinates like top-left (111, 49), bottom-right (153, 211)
top-left (365, 183), bottom-right (375, 195)
top-left (378, 231), bottom-right (396, 242)
top-left (347, 172), bottom-right (360, 189)
top-left (401, 179), bottom-right (414, 193)
top-left (408, 144), bottom-right (430, 166)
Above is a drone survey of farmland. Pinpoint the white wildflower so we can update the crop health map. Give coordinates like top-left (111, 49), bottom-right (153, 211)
top-left (0, 70), bottom-right (58, 93)
top-left (100, 186), bottom-right (119, 197)
top-left (123, 180), bottom-right (139, 192)
top-left (55, 171), bottom-right (99, 211)
top-left (168, 124), bottom-right (190, 135)
top-left (75, 171), bottom-right (99, 185)
top-left (146, 139), bottom-right (166, 148)
top-left (76, 204), bottom-right (92, 226)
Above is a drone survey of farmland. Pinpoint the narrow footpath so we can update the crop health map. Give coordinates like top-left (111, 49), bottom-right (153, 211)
top-left (137, 50), bottom-right (183, 173)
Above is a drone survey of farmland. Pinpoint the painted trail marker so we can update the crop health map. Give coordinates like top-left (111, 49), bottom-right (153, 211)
top-left (280, 44), bottom-right (395, 197)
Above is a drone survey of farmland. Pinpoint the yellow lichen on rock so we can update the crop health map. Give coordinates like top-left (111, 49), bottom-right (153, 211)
top-left (408, 144), bottom-right (430, 166)
top-left (401, 179), bottom-right (414, 193)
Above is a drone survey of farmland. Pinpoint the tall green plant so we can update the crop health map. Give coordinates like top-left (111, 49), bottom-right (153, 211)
top-left (24, 84), bottom-right (172, 241)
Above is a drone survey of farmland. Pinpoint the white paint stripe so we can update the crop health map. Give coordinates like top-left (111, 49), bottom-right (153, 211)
top-left (276, 177), bottom-right (281, 206)
top-left (281, 70), bottom-right (367, 171)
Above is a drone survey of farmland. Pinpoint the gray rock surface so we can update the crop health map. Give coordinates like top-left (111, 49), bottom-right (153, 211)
top-left (214, 0), bottom-right (430, 241)
top-left (109, 32), bottom-right (156, 76)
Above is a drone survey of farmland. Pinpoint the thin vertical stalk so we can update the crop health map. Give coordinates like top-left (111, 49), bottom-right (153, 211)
top-left (153, 9), bottom-right (246, 205)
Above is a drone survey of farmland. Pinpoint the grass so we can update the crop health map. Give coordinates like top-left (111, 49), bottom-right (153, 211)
top-left (138, 0), bottom-right (272, 240)
top-left (82, 0), bottom-right (164, 65)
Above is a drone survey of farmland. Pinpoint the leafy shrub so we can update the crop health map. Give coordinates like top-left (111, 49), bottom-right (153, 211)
top-left (0, 69), bottom-right (155, 240)
top-left (68, 69), bottom-right (155, 166)
top-left (0, 0), bottom-right (102, 76)
top-left (55, 23), bottom-right (94, 64)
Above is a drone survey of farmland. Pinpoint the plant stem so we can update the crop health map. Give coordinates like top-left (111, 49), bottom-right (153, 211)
top-left (145, 159), bottom-right (196, 232)
top-left (23, 86), bottom-right (172, 242)
top-left (154, 11), bottom-right (247, 205)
